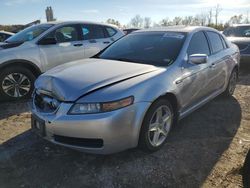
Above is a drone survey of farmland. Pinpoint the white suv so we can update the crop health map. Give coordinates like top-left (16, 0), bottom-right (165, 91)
top-left (0, 21), bottom-right (124, 101)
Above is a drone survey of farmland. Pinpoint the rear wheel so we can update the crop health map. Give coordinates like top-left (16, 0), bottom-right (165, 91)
top-left (0, 66), bottom-right (36, 101)
top-left (139, 98), bottom-right (174, 152)
top-left (224, 68), bottom-right (237, 97)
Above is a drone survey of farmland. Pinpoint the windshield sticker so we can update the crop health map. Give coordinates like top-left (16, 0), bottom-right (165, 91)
top-left (163, 33), bottom-right (185, 39)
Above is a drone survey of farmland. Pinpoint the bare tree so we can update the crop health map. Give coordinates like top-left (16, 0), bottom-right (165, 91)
top-left (130, 15), bottom-right (144, 28)
top-left (172, 17), bottom-right (182, 25)
top-left (144, 17), bottom-right (152, 28)
top-left (160, 17), bottom-right (171, 26)
top-left (244, 11), bottom-right (249, 24)
top-left (207, 8), bottom-right (213, 25)
top-left (215, 4), bottom-right (222, 26)
top-left (228, 15), bottom-right (243, 25)
top-left (182, 16), bottom-right (193, 26)
top-left (106, 19), bottom-right (121, 27)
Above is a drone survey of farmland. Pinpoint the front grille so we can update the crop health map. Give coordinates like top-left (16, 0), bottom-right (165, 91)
top-left (34, 92), bottom-right (60, 113)
top-left (54, 135), bottom-right (104, 148)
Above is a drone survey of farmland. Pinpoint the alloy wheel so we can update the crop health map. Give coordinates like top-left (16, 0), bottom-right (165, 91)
top-left (148, 105), bottom-right (173, 147)
top-left (1, 73), bottom-right (31, 98)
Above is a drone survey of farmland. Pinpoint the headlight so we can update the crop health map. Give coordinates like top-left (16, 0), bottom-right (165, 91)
top-left (69, 96), bottom-right (134, 114)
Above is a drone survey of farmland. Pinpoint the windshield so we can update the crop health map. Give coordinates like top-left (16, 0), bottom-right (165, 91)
top-left (6, 24), bottom-right (53, 43)
top-left (223, 26), bottom-right (250, 37)
top-left (99, 32), bottom-right (186, 66)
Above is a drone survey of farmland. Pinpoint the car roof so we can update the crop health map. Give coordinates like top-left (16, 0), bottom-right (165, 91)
top-left (38, 21), bottom-right (119, 29)
top-left (230, 24), bottom-right (250, 27)
top-left (134, 26), bottom-right (219, 34)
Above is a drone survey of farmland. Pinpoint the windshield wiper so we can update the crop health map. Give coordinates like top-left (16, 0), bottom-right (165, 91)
top-left (112, 58), bottom-right (138, 63)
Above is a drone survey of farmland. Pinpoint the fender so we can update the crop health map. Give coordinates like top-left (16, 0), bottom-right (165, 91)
top-left (0, 59), bottom-right (42, 76)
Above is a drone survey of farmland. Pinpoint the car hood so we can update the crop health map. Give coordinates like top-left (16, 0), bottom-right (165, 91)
top-left (35, 58), bottom-right (160, 101)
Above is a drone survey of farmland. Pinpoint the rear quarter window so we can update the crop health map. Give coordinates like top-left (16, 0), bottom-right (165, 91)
top-left (105, 27), bottom-right (117, 37)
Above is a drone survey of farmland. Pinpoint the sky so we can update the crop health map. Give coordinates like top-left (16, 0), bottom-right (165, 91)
top-left (0, 0), bottom-right (250, 25)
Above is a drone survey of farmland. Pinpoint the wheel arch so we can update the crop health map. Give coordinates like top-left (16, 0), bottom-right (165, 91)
top-left (0, 59), bottom-right (42, 77)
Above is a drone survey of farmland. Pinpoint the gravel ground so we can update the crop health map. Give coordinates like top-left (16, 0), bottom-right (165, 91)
top-left (0, 65), bottom-right (249, 188)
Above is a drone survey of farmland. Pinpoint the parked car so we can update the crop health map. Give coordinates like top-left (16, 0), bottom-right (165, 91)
top-left (123, 28), bottom-right (140, 35)
top-left (0, 21), bottom-right (124, 101)
top-left (223, 24), bottom-right (250, 63)
top-left (243, 149), bottom-right (250, 188)
top-left (0, 31), bottom-right (14, 42)
top-left (31, 26), bottom-right (240, 154)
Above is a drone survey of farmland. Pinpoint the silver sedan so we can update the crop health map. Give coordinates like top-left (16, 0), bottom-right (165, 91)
top-left (31, 26), bottom-right (240, 154)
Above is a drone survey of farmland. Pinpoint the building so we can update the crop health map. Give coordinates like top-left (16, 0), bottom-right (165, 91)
top-left (45, 6), bottom-right (56, 22)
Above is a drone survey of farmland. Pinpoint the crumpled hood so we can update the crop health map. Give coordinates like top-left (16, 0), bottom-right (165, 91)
top-left (35, 58), bottom-right (160, 101)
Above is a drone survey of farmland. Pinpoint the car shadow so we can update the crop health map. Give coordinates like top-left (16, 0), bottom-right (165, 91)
top-left (0, 94), bottom-right (242, 187)
top-left (0, 99), bottom-right (30, 120)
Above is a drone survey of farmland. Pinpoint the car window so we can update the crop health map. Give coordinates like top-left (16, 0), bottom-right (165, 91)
top-left (187, 31), bottom-right (210, 56)
top-left (223, 26), bottom-right (250, 37)
top-left (99, 32), bottom-right (186, 66)
top-left (81, 24), bottom-right (105, 40)
top-left (6, 24), bottom-right (53, 43)
top-left (206, 31), bottom-right (224, 53)
top-left (105, 27), bottom-right (117, 37)
top-left (220, 36), bottom-right (228, 49)
top-left (0, 33), bottom-right (7, 42)
top-left (53, 26), bottom-right (79, 43)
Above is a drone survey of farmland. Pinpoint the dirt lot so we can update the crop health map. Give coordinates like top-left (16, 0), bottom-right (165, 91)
top-left (0, 65), bottom-right (250, 188)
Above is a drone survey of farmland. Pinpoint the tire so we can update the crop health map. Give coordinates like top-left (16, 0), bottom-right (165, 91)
top-left (139, 98), bottom-right (174, 152)
top-left (0, 66), bottom-right (36, 101)
top-left (243, 150), bottom-right (250, 188)
top-left (223, 68), bottom-right (237, 97)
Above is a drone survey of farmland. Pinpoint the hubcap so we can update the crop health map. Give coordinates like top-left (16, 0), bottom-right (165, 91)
top-left (1, 73), bottom-right (31, 98)
top-left (229, 71), bottom-right (237, 95)
top-left (148, 105), bottom-right (172, 147)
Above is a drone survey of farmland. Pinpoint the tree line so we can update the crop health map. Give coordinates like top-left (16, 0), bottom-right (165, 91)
top-left (107, 4), bottom-right (250, 31)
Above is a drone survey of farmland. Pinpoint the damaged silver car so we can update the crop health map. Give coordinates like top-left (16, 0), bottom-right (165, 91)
top-left (31, 26), bottom-right (240, 154)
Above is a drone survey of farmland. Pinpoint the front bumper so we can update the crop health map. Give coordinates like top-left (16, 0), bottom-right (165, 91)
top-left (31, 102), bottom-right (151, 154)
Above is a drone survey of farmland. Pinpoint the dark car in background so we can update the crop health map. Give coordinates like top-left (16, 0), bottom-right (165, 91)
top-left (123, 28), bottom-right (140, 35)
top-left (0, 31), bottom-right (14, 42)
top-left (223, 24), bottom-right (250, 63)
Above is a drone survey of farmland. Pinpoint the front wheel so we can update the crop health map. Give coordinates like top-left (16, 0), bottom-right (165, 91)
top-left (0, 66), bottom-right (36, 101)
top-left (139, 98), bottom-right (174, 152)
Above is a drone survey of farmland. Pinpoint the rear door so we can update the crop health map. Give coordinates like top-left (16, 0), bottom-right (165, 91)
top-left (81, 24), bottom-right (111, 57)
top-left (180, 31), bottom-right (211, 111)
top-left (205, 31), bottom-right (228, 94)
top-left (39, 24), bottom-right (85, 71)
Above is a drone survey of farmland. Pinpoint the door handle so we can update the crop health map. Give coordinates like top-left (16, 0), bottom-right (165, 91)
top-left (103, 41), bottom-right (110, 44)
top-left (73, 43), bottom-right (83, 47)
top-left (89, 39), bottom-right (97, 43)
top-left (209, 63), bottom-right (216, 68)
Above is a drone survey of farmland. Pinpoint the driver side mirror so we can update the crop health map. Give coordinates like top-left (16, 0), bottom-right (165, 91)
top-left (38, 37), bottom-right (57, 45)
top-left (189, 54), bottom-right (208, 64)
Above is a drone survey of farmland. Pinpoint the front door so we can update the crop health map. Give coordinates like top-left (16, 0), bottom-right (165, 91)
top-left (179, 31), bottom-right (212, 112)
top-left (39, 24), bottom-right (85, 71)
